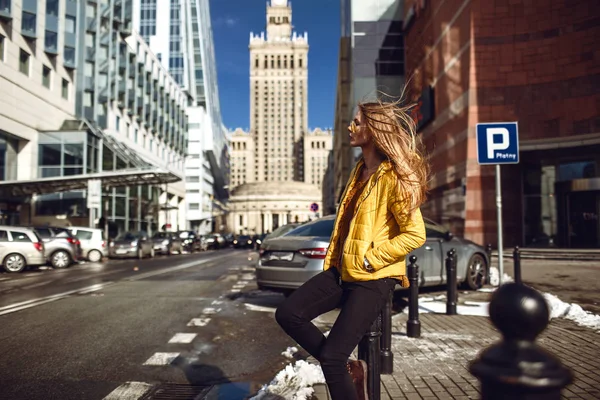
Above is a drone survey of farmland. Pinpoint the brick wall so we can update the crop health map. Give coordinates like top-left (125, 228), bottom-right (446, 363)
top-left (405, 0), bottom-right (599, 246)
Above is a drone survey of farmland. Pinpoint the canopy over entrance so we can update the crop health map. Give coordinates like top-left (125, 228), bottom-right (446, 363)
top-left (0, 168), bottom-right (180, 197)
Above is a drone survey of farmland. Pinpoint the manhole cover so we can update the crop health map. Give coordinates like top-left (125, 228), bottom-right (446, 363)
top-left (142, 383), bottom-right (213, 400)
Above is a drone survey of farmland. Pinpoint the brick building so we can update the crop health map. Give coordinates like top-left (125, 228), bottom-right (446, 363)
top-left (403, 0), bottom-right (599, 248)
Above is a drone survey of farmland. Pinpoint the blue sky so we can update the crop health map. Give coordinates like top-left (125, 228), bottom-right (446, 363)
top-left (209, 0), bottom-right (340, 131)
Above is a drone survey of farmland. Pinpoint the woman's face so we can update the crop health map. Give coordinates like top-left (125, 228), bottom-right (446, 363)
top-left (348, 109), bottom-right (371, 147)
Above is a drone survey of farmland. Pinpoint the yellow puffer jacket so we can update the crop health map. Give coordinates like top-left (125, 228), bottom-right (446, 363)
top-left (323, 159), bottom-right (426, 286)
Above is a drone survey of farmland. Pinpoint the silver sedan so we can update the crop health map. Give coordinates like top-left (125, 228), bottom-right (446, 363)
top-left (256, 216), bottom-right (489, 296)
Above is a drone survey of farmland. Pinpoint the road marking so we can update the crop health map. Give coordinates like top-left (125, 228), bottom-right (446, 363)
top-left (230, 289), bottom-right (241, 293)
top-left (143, 352), bottom-right (180, 365)
top-left (245, 303), bottom-right (276, 313)
top-left (202, 307), bottom-right (220, 315)
top-left (0, 253), bottom-right (231, 317)
top-left (211, 300), bottom-right (223, 305)
top-left (168, 333), bottom-right (197, 343)
top-left (103, 382), bottom-right (153, 400)
top-left (0, 282), bottom-right (111, 316)
top-left (188, 318), bottom-right (211, 327)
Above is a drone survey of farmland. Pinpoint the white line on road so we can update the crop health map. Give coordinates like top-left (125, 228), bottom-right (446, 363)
top-left (0, 253), bottom-right (231, 317)
top-left (103, 382), bottom-right (153, 400)
top-left (211, 300), bottom-right (223, 305)
top-left (143, 352), bottom-right (180, 366)
top-left (245, 303), bottom-right (276, 313)
top-left (0, 282), bottom-right (112, 316)
top-left (168, 333), bottom-right (197, 343)
top-left (188, 318), bottom-right (211, 327)
top-left (201, 307), bottom-right (221, 315)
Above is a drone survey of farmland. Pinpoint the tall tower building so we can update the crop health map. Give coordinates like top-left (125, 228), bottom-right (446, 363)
top-left (249, 0), bottom-right (308, 183)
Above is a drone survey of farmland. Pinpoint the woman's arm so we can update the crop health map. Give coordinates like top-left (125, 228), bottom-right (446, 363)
top-left (364, 199), bottom-right (426, 272)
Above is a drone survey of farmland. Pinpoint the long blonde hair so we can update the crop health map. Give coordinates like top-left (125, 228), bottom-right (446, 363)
top-left (358, 97), bottom-right (429, 215)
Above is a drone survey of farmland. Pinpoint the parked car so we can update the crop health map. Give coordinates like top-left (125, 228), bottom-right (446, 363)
top-left (179, 230), bottom-right (206, 252)
top-left (152, 231), bottom-right (183, 255)
top-left (233, 235), bottom-right (253, 249)
top-left (109, 231), bottom-right (154, 259)
top-left (67, 227), bottom-right (106, 262)
top-left (256, 216), bottom-right (489, 296)
top-left (28, 226), bottom-right (81, 269)
top-left (0, 227), bottom-right (46, 273)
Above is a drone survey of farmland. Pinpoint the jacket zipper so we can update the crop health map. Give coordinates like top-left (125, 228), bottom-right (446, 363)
top-left (341, 172), bottom-right (386, 264)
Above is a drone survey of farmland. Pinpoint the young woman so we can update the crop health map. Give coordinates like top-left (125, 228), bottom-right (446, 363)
top-left (275, 98), bottom-right (429, 400)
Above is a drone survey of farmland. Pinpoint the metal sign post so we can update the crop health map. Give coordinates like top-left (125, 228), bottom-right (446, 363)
top-left (476, 122), bottom-right (519, 286)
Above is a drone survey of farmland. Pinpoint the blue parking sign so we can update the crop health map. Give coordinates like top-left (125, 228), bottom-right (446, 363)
top-left (476, 122), bottom-right (519, 165)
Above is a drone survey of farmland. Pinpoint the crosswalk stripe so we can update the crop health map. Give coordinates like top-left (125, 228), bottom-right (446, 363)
top-left (103, 381), bottom-right (153, 400)
top-left (143, 352), bottom-right (180, 366)
top-left (168, 333), bottom-right (197, 343)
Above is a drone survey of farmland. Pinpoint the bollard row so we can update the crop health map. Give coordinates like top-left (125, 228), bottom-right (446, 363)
top-left (446, 248), bottom-right (457, 315)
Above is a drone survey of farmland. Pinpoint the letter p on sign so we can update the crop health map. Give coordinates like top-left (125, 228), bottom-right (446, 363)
top-left (486, 127), bottom-right (510, 159)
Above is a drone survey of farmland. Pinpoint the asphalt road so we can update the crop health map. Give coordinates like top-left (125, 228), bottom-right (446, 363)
top-left (0, 249), bottom-right (295, 400)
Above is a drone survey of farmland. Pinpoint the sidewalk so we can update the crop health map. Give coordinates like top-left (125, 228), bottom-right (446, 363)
top-left (310, 313), bottom-right (600, 400)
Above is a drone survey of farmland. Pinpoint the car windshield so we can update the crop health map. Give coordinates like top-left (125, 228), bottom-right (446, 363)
top-left (266, 224), bottom-right (300, 239)
top-left (116, 232), bottom-right (140, 241)
top-left (286, 218), bottom-right (335, 238)
top-left (238, 235), bottom-right (251, 240)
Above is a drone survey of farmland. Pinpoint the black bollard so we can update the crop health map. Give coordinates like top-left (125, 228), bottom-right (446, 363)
top-left (380, 291), bottom-right (393, 375)
top-left (446, 249), bottom-right (457, 315)
top-left (358, 314), bottom-right (381, 400)
top-left (406, 255), bottom-right (420, 338)
top-left (513, 246), bottom-right (522, 285)
top-left (469, 283), bottom-right (573, 399)
top-left (486, 243), bottom-right (493, 283)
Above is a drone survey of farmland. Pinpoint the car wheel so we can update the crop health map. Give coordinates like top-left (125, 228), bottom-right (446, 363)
top-left (51, 250), bottom-right (71, 269)
top-left (463, 253), bottom-right (487, 290)
top-left (3, 253), bottom-right (26, 273)
top-left (88, 249), bottom-right (103, 263)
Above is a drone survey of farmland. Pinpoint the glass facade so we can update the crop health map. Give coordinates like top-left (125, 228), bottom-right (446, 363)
top-left (35, 131), bottom-right (160, 235)
top-left (522, 152), bottom-right (600, 248)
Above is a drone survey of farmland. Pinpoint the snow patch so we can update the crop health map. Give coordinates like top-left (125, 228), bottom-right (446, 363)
top-left (543, 292), bottom-right (600, 332)
top-left (489, 267), bottom-right (513, 286)
top-left (282, 346), bottom-right (298, 359)
top-left (408, 300), bottom-right (490, 317)
top-left (251, 360), bottom-right (325, 400)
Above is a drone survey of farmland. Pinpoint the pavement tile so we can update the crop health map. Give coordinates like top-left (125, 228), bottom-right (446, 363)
top-left (309, 312), bottom-right (599, 400)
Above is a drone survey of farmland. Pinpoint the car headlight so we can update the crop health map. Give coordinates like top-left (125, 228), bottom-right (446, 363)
top-left (233, 240), bottom-right (238, 244)
top-left (247, 240), bottom-right (252, 244)
top-left (162, 239), bottom-right (169, 245)
top-left (109, 242), bottom-right (114, 247)
top-left (130, 241), bottom-right (138, 247)
top-left (256, 239), bottom-right (262, 244)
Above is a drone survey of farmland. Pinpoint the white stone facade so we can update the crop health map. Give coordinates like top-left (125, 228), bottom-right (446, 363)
top-left (249, 0), bottom-right (309, 183)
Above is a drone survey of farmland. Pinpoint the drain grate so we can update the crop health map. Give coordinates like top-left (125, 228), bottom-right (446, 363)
top-left (141, 383), bottom-right (213, 400)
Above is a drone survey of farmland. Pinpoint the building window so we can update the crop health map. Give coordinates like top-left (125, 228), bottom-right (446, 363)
top-left (21, 11), bottom-right (36, 36)
top-left (0, 34), bottom-right (4, 62)
top-left (46, 0), bottom-right (58, 16)
top-left (65, 15), bottom-right (76, 33)
top-left (61, 79), bottom-right (69, 99)
top-left (115, 116), bottom-right (120, 131)
top-left (19, 50), bottom-right (30, 75)
top-left (186, 176), bottom-right (199, 183)
top-left (64, 46), bottom-right (75, 66)
top-left (45, 30), bottom-right (59, 53)
top-left (188, 203), bottom-right (199, 210)
top-left (42, 66), bottom-right (51, 88)
top-left (134, 129), bottom-right (138, 143)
